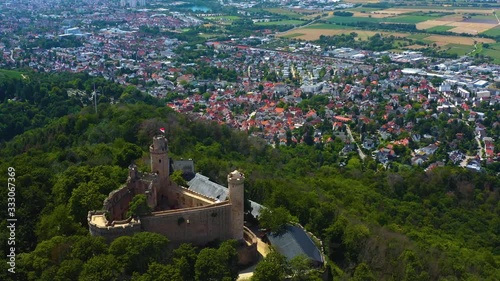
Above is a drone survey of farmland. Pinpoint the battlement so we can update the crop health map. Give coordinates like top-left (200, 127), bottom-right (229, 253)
top-left (150, 135), bottom-right (168, 153)
top-left (88, 211), bottom-right (141, 242)
top-left (228, 170), bottom-right (244, 185)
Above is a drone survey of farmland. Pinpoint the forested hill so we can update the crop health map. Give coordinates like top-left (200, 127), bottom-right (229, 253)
top-left (0, 69), bottom-right (162, 144)
top-left (0, 71), bottom-right (499, 280)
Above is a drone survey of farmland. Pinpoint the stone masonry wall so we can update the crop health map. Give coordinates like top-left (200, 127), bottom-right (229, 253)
top-left (88, 211), bottom-right (142, 243)
top-left (141, 202), bottom-right (233, 246)
top-left (103, 184), bottom-right (133, 221)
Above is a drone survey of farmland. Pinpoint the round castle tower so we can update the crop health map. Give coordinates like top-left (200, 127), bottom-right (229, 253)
top-left (150, 135), bottom-right (169, 186)
top-left (228, 170), bottom-right (245, 241)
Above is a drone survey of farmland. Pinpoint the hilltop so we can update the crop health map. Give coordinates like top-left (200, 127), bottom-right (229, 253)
top-left (0, 73), bottom-right (498, 280)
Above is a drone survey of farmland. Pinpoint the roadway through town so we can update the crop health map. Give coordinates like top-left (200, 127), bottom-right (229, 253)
top-left (346, 125), bottom-right (367, 161)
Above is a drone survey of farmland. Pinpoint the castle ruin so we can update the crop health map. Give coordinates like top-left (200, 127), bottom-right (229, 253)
top-left (88, 136), bottom-right (257, 263)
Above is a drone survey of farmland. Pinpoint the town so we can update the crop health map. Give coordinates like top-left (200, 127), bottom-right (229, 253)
top-left (1, 0), bottom-right (499, 174)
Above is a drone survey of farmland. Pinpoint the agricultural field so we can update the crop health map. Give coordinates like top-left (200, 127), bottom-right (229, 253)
top-left (289, 8), bottom-right (322, 15)
top-left (347, 0), bottom-right (381, 3)
top-left (446, 22), bottom-right (497, 34)
top-left (469, 14), bottom-right (498, 22)
top-left (387, 7), bottom-right (497, 13)
top-left (303, 23), bottom-right (347, 30)
top-left (404, 44), bottom-right (428, 50)
top-left (426, 25), bottom-right (454, 32)
top-left (279, 26), bottom-right (408, 40)
top-left (327, 16), bottom-right (381, 24)
top-left (369, 9), bottom-right (414, 16)
top-left (281, 33), bottom-right (306, 39)
top-left (301, 12), bottom-right (332, 20)
top-left (384, 15), bottom-right (440, 24)
top-left (408, 33), bottom-right (432, 40)
top-left (279, 23), bottom-right (495, 47)
top-left (339, 6), bottom-right (500, 34)
top-left (417, 20), bottom-right (455, 30)
top-left (481, 43), bottom-right (500, 63)
top-left (351, 11), bottom-right (394, 18)
top-left (274, 4), bottom-right (500, 48)
top-left (415, 17), bottom-right (497, 34)
top-left (255, 20), bottom-right (306, 26)
top-left (425, 34), bottom-right (494, 46)
top-left (204, 15), bottom-right (240, 21)
top-left (346, 7), bottom-right (383, 13)
top-left (263, 8), bottom-right (303, 18)
top-left (443, 44), bottom-right (475, 56)
top-left (481, 26), bottom-right (500, 36)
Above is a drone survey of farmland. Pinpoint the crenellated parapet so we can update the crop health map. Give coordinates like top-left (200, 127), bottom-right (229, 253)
top-left (87, 210), bottom-right (141, 242)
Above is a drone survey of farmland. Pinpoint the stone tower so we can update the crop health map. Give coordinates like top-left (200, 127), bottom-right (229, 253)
top-left (228, 170), bottom-right (244, 241)
top-left (150, 135), bottom-right (169, 186)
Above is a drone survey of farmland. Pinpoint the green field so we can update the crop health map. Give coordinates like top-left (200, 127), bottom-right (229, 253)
top-left (327, 15), bottom-right (439, 25)
top-left (0, 69), bottom-right (23, 80)
top-left (281, 33), bottom-right (306, 38)
top-left (470, 14), bottom-right (497, 21)
top-left (471, 42), bottom-right (484, 56)
top-left (255, 20), bottom-right (306, 26)
top-left (444, 44), bottom-right (475, 56)
top-left (346, 7), bottom-right (382, 12)
top-left (327, 16), bottom-right (381, 24)
top-left (263, 8), bottom-right (303, 18)
top-left (303, 23), bottom-right (348, 29)
top-left (426, 25), bottom-right (454, 32)
top-left (408, 33), bottom-right (431, 40)
top-left (482, 43), bottom-right (500, 63)
top-left (485, 42), bottom-right (500, 50)
top-left (199, 33), bottom-right (218, 39)
top-left (482, 48), bottom-right (500, 63)
top-left (481, 26), bottom-right (500, 36)
top-left (205, 15), bottom-right (240, 21)
top-left (397, 6), bottom-right (496, 10)
top-left (384, 15), bottom-right (438, 24)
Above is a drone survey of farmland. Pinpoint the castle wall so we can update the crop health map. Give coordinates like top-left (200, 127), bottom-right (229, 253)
top-left (88, 211), bottom-right (141, 243)
top-left (103, 175), bottom-right (160, 220)
top-left (103, 184), bottom-right (133, 221)
top-left (238, 226), bottom-right (258, 266)
top-left (165, 185), bottom-right (215, 209)
top-left (141, 202), bottom-right (233, 246)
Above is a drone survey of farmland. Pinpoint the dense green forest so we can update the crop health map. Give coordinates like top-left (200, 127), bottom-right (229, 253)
top-left (0, 71), bottom-right (499, 280)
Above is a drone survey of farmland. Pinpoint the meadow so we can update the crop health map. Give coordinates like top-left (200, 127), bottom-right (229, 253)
top-left (255, 20), bottom-right (306, 26)
top-left (263, 8), bottom-right (303, 18)
top-left (444, 44), bottom-right (475, 56)
top-left (0, 69), bottom-right (22, 80)
top-left (205, 15), bottom-right (240, 21)
top-left (425, 25), bottom-right (454, 32)
top-left (384, 15), bottom-right (439, 24)
top-left (481, 26), bottom-right (500, 36)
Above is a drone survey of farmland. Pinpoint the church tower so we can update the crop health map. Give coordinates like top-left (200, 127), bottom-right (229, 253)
top-left (150, 135), bottom-right (169, 186)
top-left (228, 170), bottom-right (244, 241)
